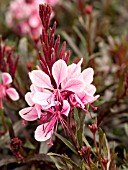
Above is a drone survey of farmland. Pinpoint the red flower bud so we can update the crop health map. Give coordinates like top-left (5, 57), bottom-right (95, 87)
top-left (101, 158), bottom-right (109, 168)
top-left (10, 137), bottom-right (23, 161)
top-left (85, 5), bottom-right (92, 14)
top-left (88, 123), bottom-right (98, 135)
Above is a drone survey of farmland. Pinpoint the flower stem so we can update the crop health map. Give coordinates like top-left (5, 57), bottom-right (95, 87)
top-left (0, 108), bottom-right (7, 132)
top-left (93, 133), bottom-right (104, 170)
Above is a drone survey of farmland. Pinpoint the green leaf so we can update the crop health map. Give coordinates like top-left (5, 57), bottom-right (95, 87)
top-left (61, 31), bottom-right (83, 58)
top-left (98, 128), bottom-right (110, 159)
top-left (78, 110), bottom-right (86, 147)
top-left (109, 153), bottom-right (118, 170)
top-left (74, 108), bottom-right (86, 147)
top-left (91, 161), bottom-right (100, 170)
top-left (103, 132), bottom-right (110, 159)
top-left (81, 160), bottom-right (90, 170)
top-left (54, 133), bottom-right (77, 154)
top-left (0, 108), bottom-right (7, 132)
top-left (82, 135), bottom-right (91, 148)
top-left (73, 26), bottom-right (87, 47)
top-left (48, 153), bottom-right (81, 170)
top-left (123, 148), bottom-right (127, 159)
top-left (49, 155), bottom-right (64, 170)
top-left (18, 37), bottom-right (28, 59)
top-left (23, 140), bottom-right (36, 150)
top-left (74, 107), bottom-right (80, 132)
top-left (98, 128), bottom-right (104, 154)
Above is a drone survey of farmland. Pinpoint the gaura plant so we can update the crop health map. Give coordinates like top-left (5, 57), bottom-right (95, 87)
top-left (19, 4), bottom-right (99, 145)
top-left (0, 1), bottom-right (127, 169)
top-left (0, 2), bottom-right (122, 170)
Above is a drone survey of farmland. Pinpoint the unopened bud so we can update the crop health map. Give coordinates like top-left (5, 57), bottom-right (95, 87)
top-left (88, 123), bottom-right (98, 134)
top-left (10, 137), bottom-right (22, 153)
top-left (81, 146), bottom-right (89, 155)
top-left (22, 120), bottom-right (27, 125)
top-left (5, 46), bottom-right (11, 52)
top-left (85, 5), bottom-right (92, 14)
top-left (81, 146), bottom-right (91, 159)
top-left (10, 137), bottom-right (23, 161)
top-left (27, 62), bottom-right (32, 71)
top-left (101, 158), bottom-right (109, 168)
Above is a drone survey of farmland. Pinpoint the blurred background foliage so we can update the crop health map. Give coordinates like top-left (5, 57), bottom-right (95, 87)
top-left (0, 0), bottom-right (128, 169)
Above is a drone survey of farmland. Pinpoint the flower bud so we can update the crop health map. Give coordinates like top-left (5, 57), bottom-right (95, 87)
top-left (10, 137), bottom-right (22, 153)
top-left (10, 137), bottom-right (23, 161)
top-left (101, 158), bottom-right (109, 169)
top-left (81, 146), bottom-right (91, 159)
top-left (88, 123), bottom-right (98, 135)
top-left (85, 5), bottom-right (92, 14)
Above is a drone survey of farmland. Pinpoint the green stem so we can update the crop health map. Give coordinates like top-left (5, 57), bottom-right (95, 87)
top-left (0, 108), bottom-right (7, 132)
top-left (93, 133), bottom-right (104, 170)
top-left (8, 118), bottom-right (15, 139)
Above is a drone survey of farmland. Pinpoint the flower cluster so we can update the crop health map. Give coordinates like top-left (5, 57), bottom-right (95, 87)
top-left (0, 72), bottom-right (19, 108)
top-left (0, 36), bottom-right (19, 78)
top-left (6, 0), bottom-right (59, 37)
top-left (19, 59), bottom-right (99, 144)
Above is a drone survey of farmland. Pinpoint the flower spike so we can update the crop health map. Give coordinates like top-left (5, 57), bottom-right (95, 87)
top-left (19, 4), bottom-right (99, 145)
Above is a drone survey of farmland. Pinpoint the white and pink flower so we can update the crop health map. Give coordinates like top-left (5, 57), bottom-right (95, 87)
top-left (19, 59), bottom-right (99, 144)
top-left (6, 0), bottom-right (59, 37)
top-left (0, 72), bottom-right (19, 108)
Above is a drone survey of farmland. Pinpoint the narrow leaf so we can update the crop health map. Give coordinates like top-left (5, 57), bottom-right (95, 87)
top-left (74, 107), bottom-right (80, 131)
top-left (91, 161), bottom-right (100, 170)
top-left (61, 31), bottom-right (83, 58)
top-left (48, 153), bottom-right (81, 170)
top-left (55, 133), bottom-right (77, 154)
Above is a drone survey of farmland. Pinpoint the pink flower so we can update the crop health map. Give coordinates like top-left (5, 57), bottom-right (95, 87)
top-left (19, 84), bottom-right (43, 121)
top-left (19, 59), bottom-right (99, 143)
top-left (61, 58), bottom-right (99, 110)
top-left (0, 73), bottom-right (19, 108)
top-left (30, 59), bottom-right (85, 107)
top-left (35, 100), bottom-right (70, 145)
top-left (6, 0), bottom-right (59, 37)
top-left (69, 67), bottom-right (99, 111)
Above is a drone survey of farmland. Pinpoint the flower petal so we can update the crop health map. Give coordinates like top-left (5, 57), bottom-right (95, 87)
top-left (19, 107), bottom-right (38, 121)
top-left (62, 59), bottom-right (83, 88)
top-left (74, 94), bottom-right (85, 108)
top-left (2, 72), bottom-right (12, 85)
top-left (77, 91), bottom-right (99, 104)
top-left (61, 100), bottom-right (70, 117)
top-left (29, 70), bottom-right (53, 89)
top-left (68, 58), bottom-right (83, 78)
top-left (25, 92), bottom-right (33, 106)
top-left (62, 78), bottom-right (84, 93)
top-left (6, 88), bottom-right (19, 101)
top-left (35, 123), bottom-right (53, 142)
top-left (84, 93), bottom-right (99, 104)
top-left (32, 92), bottom-right (53, 106)
top-left (35, 104), bottom-right (42, 119)
top-left (85, 84), bottom-right (96, 95)
top-left (88, 95), bottom-right (100, 103)
top-left (82, 68), bottom-right (94, 85)
top-left (52, 59), bottom-right (67, 87)
top-left (30, 84), bottom-right (42, 93)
